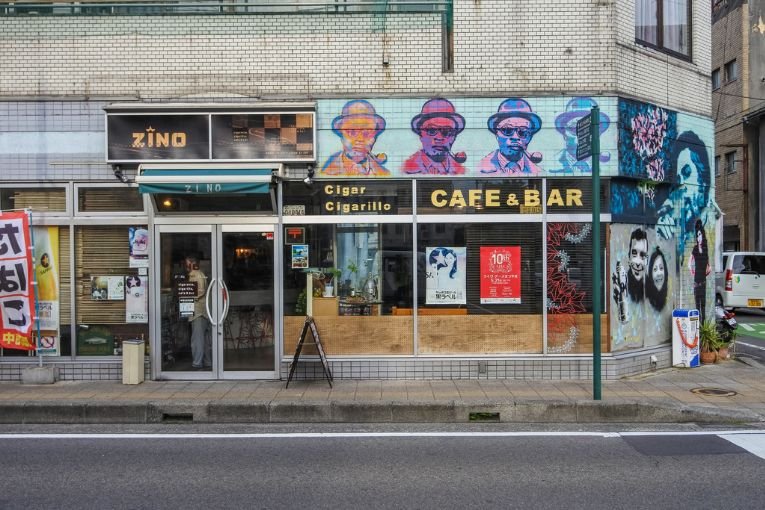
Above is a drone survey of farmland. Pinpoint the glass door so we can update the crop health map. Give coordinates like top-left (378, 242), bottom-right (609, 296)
top-left (218, 225), bottom-right (276, 378)
top-left (156, 225), bottom-right (218, 379)
top-left (155, 224), bottom-right (276, 380)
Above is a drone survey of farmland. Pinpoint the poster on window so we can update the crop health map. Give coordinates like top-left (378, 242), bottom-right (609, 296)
top-left (37, 335), bottom-right (59, 356)
top-left (291, 244), bottom-right (309, 269)
top-left (0, 211), bottom-right (36, 350)
top-left (480, 246), bottom-right (522, 304)
top-left (125, 275), bottom-right (148, 323)
top-left (426, 246), bottom-right (466, 305)
top-left (33, 226), bottom-right (60, 331)
top-left (129, 226), bottom-right (149, 268)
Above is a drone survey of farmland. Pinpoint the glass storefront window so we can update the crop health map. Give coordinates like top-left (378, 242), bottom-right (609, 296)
top-left (0, 187), bottom-right (67, 213)
top-left (74, 226), bottom-right (149, 356)
top-left (546, 223), bottom-right (607, 354)
top-left (0, 226), bottom-right (71, 357)
top-left (283, 223), bottom-right (414, 355)
top-left (78, 187), bottom-right (144, 213)
top-left (416, 222), bottom-right (544, 354)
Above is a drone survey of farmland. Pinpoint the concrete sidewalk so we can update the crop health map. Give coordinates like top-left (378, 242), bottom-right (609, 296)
top-left (1, 358), bottom-right (765, 425)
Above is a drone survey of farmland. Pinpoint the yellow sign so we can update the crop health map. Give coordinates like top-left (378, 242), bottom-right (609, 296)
top-left (430, 188), bottom-right (583, 209)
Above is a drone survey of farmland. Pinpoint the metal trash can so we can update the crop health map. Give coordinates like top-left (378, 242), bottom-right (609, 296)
top-left (122, 339), bottom-right (145, 384)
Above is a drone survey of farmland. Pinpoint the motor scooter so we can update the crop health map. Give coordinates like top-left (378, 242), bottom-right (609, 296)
top-left (715, 304), bottom-right (738, 343)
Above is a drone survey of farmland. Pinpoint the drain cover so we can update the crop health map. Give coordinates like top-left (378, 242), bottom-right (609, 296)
top-left (690, 387), bottom-right (737, 397)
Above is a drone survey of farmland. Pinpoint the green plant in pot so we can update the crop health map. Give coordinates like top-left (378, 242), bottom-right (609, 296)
top-left (718, 327), bottom-right (737, 361)
top-left (699, 320), bottom-right (722, 364)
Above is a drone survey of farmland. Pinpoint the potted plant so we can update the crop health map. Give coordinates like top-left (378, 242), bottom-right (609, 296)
top-left (718, 328), bottom-right (737, 361)
top-left (322, 268), bottom-right (342, 297)
top-left (699, 320), bottom-right (721, 364)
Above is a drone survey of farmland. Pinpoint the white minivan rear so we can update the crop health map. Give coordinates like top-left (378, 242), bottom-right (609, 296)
top-left (716, 252), bottom-right (765, 309)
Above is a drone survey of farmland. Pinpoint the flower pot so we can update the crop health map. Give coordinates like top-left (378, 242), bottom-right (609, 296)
top-left (700, 350), bottom-right (717, 364)
top-left (718, 346), bottom-right (730, 361)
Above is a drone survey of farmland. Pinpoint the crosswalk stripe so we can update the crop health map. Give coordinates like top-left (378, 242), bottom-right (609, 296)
top-left (741, 323), bottom-right (754, 331)
top-left (720, 434), bottom-right (765, 460)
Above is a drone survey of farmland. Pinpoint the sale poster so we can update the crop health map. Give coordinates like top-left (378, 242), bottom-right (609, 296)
top-left (480, 246), bottom-right (522, 304)
top-left (425, 246), bottom-right (466, 305)
top-left (0, 211), bottom-right (36, 350)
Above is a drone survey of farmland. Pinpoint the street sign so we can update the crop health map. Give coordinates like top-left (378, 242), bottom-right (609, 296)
top-left (576, 113), bottom-right (592, 161)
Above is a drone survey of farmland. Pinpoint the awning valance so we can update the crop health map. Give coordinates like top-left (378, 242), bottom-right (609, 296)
top-left (136, 164), bottom-right (278, 194)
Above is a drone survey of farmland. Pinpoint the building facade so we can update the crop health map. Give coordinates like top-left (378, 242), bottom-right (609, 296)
top-left (712, 0), bottom-right (765, 251)
top-left (0, 0), bottom-right (715, 381)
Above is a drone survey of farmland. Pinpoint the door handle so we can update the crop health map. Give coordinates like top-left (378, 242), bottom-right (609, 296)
top-left (205, 278), bottom-right (218, 324)
top-left (218, 279), bottom-right (230, 327)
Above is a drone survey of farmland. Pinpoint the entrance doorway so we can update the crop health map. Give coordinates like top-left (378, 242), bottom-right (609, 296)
top-left (154, 224), bottom-right (276, 379)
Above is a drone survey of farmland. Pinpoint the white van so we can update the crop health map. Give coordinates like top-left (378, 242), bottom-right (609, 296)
top-left (715, 252), bottom-right (765, 309)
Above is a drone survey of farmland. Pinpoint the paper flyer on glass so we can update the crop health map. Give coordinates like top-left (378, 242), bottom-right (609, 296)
top-left (125, 275), bottom-right (148, 323)
top-left (0, 211), bottom-right (36, 350)
top-left (425, 246), bottom-right (466, 305)
top-left (480, 246), bottom-right (522, 304)
top-left (129, 226), bottom-right (149, 268)
top-left (291, 244), bottom-right (308, 269)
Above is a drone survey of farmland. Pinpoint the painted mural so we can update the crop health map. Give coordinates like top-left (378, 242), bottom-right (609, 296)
top-left (610, 99), bottom-right (715, 350)
top-left (609, 225), bottom-right (676, 350)
top-left (317, 97), bottom-right (618, 177)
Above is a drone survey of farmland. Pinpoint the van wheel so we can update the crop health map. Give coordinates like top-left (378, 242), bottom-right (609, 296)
top-left (715, 294), bottom-right (723, 308)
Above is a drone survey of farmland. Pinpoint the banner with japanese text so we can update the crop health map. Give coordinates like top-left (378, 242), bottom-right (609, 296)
top-left (480, 246), bottom-right (522, 304)
top-left (0, 211), bottom-right (36, 350)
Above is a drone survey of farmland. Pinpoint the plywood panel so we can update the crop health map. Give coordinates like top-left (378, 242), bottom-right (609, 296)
top-left (547, 314), bottom-right (609, 354)
top-left (418, 314), bottom-right (543, 354)
top-left (284, 316), bottom-right (414, 356)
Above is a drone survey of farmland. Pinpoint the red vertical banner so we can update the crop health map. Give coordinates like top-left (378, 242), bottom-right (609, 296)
top-left (480, 246), bottom-right (521, 304)
top-left (0, 211), bottom-right (36, 350)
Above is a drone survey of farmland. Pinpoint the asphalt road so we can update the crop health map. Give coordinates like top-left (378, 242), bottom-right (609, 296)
top-left (1, 425), bottom-right (764, 510)
top-left (725, 308), bottom-right (765, 363)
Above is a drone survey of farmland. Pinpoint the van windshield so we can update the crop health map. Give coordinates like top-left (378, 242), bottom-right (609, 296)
top-left (732, 255), bottom-right (765, 275)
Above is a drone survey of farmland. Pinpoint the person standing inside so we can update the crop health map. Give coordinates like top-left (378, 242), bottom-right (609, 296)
top-left (186, 255), bottom-right (211, 370)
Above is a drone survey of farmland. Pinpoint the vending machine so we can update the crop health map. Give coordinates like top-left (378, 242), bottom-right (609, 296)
top-left (672, 309), bottom-right (700, 368)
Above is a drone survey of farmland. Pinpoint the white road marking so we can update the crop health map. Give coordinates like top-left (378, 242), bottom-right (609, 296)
top-left (740, 323), bottom-right (755, 331)
top-left (0, 430), bottom-right (763, 440)
top-left (720, 434), bottom-right (765, 460)
top-left (737, 341), bottom-right (765, 351)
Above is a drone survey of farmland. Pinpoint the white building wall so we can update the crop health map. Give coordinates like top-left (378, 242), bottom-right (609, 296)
top-left (0, 0), bottom-right (708, 115)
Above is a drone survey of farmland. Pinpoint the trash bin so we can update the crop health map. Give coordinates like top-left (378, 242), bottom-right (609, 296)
top-left (672, 309), bottom-right (700, 368)
top-left (122, 339), bottom-right (145, 384)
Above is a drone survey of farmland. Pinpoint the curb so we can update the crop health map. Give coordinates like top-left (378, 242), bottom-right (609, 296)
top-left (0, 399), bottom-right (762, 425)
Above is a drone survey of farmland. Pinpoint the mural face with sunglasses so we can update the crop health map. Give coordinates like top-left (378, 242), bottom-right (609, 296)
top-left (479, 98), bottom-right (542, 175)
top-left (403, 98), bottom-right (466, 175)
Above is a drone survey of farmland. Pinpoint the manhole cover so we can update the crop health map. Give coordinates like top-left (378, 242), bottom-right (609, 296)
top-left (690, 388), bottom-right (737, 397)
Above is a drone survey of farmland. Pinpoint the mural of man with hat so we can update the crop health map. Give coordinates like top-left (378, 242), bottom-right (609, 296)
top-left (402, 98), bottom-right (467, 175)
top-left (479, 98), bottom-right (543, 175)
top-left (552, 97), bottom-right (610, 175)
top-left (321, 99), bottom-right (390, 176)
